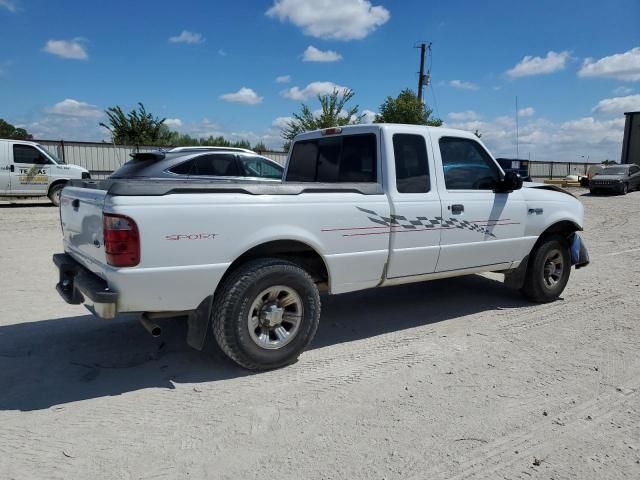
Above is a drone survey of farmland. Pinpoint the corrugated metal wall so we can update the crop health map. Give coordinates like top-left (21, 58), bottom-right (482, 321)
top-left (37, 139), bottom-right (595, 181)
top-left (37, 140), bottom-right (288, 179)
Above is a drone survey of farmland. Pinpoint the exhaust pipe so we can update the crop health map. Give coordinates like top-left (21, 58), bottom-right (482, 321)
top-left (139, 314), bottom-right (161, 337)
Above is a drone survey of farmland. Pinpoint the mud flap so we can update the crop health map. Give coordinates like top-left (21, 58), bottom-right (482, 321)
top-left (186, 295), bottom-right (213, 350)
top-left (504, 255), bottom-right (529, 289)
top-left (570, 233), bottom-right (590, 269)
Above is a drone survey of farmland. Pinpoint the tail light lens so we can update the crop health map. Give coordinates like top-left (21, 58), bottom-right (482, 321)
top-left (103, 213), bottom-right (140, 267)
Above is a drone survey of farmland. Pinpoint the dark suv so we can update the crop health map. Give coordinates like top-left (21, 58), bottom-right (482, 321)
top-left (110, 148), bottom-right (283, 181)
top-left (589, 164), bottom-right (640, 195)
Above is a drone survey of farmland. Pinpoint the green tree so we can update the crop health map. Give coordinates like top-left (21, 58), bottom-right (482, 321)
top-left (0, 119), bottom-right (33, 140)
top-left (100, 103), bottom-right (171, 145)
top-left (282, 88), bottom-right (364, 150)
top-left (374, 89), bottom-right (442, 126)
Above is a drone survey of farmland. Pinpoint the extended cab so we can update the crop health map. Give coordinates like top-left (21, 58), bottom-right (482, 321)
top-left (53, 124), bottom-right (589, 369)
top-left (0, 139), bottom-right (90, 205)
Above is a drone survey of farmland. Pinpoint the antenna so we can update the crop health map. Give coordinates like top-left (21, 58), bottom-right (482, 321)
top-left (515, 96), bottom-right (519, 159)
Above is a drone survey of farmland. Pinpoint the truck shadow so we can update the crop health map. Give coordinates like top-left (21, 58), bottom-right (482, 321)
top-left (0, 274), bottom-right (530, 411)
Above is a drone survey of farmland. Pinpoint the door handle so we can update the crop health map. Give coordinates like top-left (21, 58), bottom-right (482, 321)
top-left (450, 204), bottom-right (464, 215)
top-left (9, 165), bottom-right (14, 173)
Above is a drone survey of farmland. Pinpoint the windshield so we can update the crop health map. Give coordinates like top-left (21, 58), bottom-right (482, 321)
top-left (37, 145), bottom-right (63, 164)
top-left (599, 167), bottom-right (627, 175)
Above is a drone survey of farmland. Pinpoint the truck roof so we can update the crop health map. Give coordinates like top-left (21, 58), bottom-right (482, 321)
top-left (292, 123), bottom-right (480, 142)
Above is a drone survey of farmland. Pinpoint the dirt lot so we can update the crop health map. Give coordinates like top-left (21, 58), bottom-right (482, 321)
top-left (0, 190), bottom-right (639, 480)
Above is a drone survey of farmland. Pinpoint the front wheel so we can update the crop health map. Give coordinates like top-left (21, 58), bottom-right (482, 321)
top-left (621, 183), bottom-right (628, 195)
top-left (520, 235), bottom-right (571, 303)
top-left (48, 183), bottom-right (65, 207)
top-left (212, 258), bottom-right (321, 370)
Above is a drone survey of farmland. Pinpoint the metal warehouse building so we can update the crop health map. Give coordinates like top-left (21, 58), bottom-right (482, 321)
top-left (621, 111), bottom-right (640, 166)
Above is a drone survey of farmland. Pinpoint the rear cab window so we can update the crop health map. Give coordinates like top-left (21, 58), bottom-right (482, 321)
top-left (286, 133), bottom-right (377, 183)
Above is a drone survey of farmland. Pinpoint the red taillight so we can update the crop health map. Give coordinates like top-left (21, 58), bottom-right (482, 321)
top-left (321, 127), bottom-right (342, 136)
top-left (103, 213), bottom-right (140, 267)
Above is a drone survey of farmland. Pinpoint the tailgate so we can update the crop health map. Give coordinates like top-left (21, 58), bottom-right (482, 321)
top-left (60, 185), bottom-right (108, 273)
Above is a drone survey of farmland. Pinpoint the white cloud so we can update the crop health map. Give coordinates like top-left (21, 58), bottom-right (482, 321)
top-left (448, 79), bottom-right (479, 90)
top-left (168, 30), bottom-right (205, 44)
top-left (592, 95), bottom-right (640, 115)
top-left (164, 118), bottom-right (183, 128)
top-left (445, 113), bottom-right (624, 162)
top-left (43, 39), bottom-right (88, 60)
top-left (281, 81), bottom-right (349, 100)
top-left (47, 99), bottom-right (102, 117)
top-left (303, 45), bottom-right (343, 62)
top-left (613, 86), bottom-right (633, 95)
top-left (361, 109), bottom-right (377, 123)
top-left (218, 49), bottom-right (227, 56)
top-left (266, 0), bottom-right (390, 40)
top-left (220, 87), bottom-right (263, 105)
top-left (448, 110), bottom-right (480, 121)
top-left (0, 0), bottom-right (17, 12)
top-left (506, 50), bottom-right (570, 78)
top-left (272, 116), bottom-right (293, 129)
top-left (578, 47), bottom-right (640, 81)
top-left (518, 107), bottom-right (535, 117)
top-left (275, 75), bottom-right (291, 83)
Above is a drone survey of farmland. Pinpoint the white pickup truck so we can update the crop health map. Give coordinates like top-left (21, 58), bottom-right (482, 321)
top-left (0, 139), bottom-right (90, 205)
top-left (54, 124), bottom-right (589, 369)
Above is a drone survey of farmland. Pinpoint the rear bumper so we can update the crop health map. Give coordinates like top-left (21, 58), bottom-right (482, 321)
top-left (53, 253), bottom-right (118, 319)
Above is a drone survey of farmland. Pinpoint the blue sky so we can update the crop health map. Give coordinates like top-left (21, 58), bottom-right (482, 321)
top-left (1, 0), bottom-right (639, 160)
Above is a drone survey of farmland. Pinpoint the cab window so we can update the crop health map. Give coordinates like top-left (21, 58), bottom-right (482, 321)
top-left (13, 145), bottom-right (49, 164)
top-left (286, 133), bottom-right (377, 183)
top-left (439, 137), bottom-right (501, 190)
top-left (393, 134), bottom-right (430, 193)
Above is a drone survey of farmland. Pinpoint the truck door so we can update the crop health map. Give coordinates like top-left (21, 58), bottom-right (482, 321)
top-left (9, 144), bottom-right (51, 195)
top-left (0, 141), bottom-right (10, 193)
top-left (385, 131), bottom-right (443, 278)
top-left (432, 133), bottom-right (527, 272)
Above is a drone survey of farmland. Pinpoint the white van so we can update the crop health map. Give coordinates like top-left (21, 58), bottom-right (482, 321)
top-left (0, 139), bottom-right (90, 205)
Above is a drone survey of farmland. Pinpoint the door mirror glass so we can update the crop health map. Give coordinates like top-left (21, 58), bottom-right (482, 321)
top-left (497, 171), bottom-right (523, 193)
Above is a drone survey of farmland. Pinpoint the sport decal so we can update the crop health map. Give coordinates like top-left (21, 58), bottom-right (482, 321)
top-left (321, 207), bottom-right (520, 238)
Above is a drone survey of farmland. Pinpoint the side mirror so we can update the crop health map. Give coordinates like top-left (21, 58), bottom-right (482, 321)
top-left (496, 171), bottom-right (523, 193)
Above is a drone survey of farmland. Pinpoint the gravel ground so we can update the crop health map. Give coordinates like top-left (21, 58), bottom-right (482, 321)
top-left (0, 190), bottom-right (639, 480)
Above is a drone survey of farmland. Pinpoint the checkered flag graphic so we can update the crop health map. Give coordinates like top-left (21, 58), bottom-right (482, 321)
top-left (356, 207), bottom-right (496, 238)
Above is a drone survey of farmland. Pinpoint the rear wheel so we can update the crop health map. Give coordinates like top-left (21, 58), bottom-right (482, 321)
top-left (212, 258), bottom-right (321, 370)
top-left (48, 183), bottom-right (65, 207)
top-left (621, 183), bottom-right (628, 195)
top-left (589, 188), bottom-right (597, 195)
top-left (520, 235), bottom-right (571, 303)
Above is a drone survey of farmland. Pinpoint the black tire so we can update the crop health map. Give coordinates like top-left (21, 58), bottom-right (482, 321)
top-left (212, 258), bottom-right (321, 370)
top-left (621, 183), bottom-right (628, 195)
top-left (48, 183), bottom-right (64, 207)
top-left (589, 188), bottom-right (596, 195)
top-left (520, 235), bottom-right (571, 303)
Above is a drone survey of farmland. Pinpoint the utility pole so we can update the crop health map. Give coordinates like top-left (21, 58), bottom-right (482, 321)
top-left (416, 42), bottom-right (431, 104)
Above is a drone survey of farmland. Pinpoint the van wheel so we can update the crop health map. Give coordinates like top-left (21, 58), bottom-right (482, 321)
top-left (48, 183), bottom-right (65, 206)
top-left (520, 235), bottom-right (571, 303)
top-left (212, 258), bottom-right (321, 370)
